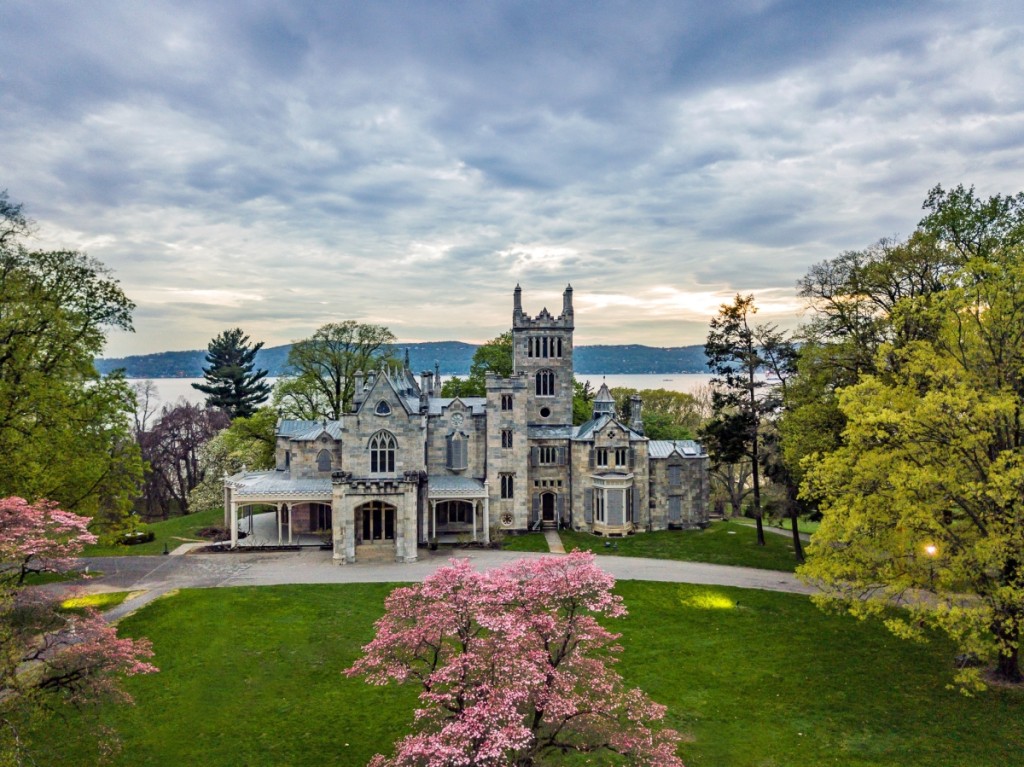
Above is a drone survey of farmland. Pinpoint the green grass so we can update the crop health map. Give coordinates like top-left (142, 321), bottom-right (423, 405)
top-left (500, 532), bottom-right (551, 552)
top-left (84, 507), bottom-right (224, 557)
top-left (734, 515), bottom-right (821, 535)
top-left (558, 519), bottom-right (800, 571)
top-left (28, 583), bottom-right (1023, 766)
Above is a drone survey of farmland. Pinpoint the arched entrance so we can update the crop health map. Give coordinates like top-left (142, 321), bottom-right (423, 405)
top-left (541, 492), bottom-right (556, 522)
top-left (357, 500), bottom-right (396, 543)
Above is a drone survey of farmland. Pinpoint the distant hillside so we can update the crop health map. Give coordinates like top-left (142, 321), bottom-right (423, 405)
top-left (96, 341), bottom-right (709, 377)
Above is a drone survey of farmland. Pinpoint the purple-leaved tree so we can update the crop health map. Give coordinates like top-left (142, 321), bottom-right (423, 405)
top-left (347, 551), bottom-right (683, 767)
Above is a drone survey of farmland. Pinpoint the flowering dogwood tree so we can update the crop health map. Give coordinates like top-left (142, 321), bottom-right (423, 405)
top-left (0, 496), bottom-right (157, 763)
top-left (347, 552), bottom-right (683, 767)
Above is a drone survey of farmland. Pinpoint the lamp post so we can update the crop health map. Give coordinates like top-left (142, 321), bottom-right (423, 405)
top-left (924, 543), bottom-right (938, 591)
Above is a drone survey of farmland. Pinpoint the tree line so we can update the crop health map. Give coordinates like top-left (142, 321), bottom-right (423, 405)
top-left (701, 184), bottom-right (1024, 686)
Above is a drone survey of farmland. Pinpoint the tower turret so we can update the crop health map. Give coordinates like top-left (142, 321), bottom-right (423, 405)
top-left (512, 285), bottom-right (575, 426)
top-left (593, 381), bottom-right (615, 418)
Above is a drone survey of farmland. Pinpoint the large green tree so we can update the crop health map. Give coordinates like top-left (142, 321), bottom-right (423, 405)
top-left (188, 405), bottom-right (277, 512)
top-left (192, 328), bottom-right (270, 419)
top-left (799, 185), bottom-right (1024, 686)
top-left (0, 191), bottom-right (142, 530)
top-left (610, 387), bottom-right (705, 439)
top-left (275, 321), bottom-right (396, 420)
top-left (441, 331), bottom-right (514, 397)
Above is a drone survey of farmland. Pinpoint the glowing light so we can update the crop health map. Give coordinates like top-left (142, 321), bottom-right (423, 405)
top-left (681, 592), bottom-right (736, 610)
top-left (924, 543), bottom-right (938, 557)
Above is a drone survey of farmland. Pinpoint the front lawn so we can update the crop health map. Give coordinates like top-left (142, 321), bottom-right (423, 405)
top-left (500, 531), bottom-right (551, 552)
top-left (559, 519), bottom-right (800, 571)
top-left (84, 507), bottom-right (224, 557)
top-left (26, 582), bottom-right (1023, 766)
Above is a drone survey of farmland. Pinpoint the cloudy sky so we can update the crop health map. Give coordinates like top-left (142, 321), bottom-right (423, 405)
top-left (2, 1), bottom-right (1023, 356)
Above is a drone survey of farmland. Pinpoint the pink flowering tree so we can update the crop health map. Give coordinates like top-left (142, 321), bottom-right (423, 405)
top-left (0, 497), bottom-right (157, 763)
top-left (347, 552), bottom-right (683, 767)
top-left (0, 496), bottom-right (98, 585)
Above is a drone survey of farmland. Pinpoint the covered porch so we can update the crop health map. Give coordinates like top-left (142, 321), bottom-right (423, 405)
top-left (224, 471), bottom-right (333, 548)
top-left (425, 475), bottom-right (490, 545)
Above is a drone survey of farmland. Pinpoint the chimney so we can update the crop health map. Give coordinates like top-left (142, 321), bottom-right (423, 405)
top-left (562, 283), bottom-right (574, 316)
top-left (629, 394), bottom-right (644, 435)
top-left (353, 371), bottom-right (365, 411)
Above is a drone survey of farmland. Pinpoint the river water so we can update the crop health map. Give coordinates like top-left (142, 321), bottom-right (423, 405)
top-left (127, 374), bottom-right (717, 408)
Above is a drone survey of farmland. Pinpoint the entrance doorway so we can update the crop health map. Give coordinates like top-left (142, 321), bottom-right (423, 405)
top-left (541, 492), bottom-right (556, 522)
top-left (358, 501), bottom-right (396, 542)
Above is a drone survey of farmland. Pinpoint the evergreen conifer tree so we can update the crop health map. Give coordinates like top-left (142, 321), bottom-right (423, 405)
top-left (192, 328), bottom-right (270, 418)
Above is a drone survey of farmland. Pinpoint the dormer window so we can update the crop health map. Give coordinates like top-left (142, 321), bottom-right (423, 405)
top-left (317, 449), bottom-right (332, 472)
top-left (375, 400), bottom-right (392, 416)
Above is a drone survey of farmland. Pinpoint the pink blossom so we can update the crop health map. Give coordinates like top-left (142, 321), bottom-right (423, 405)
top-left (0, 496), bottom-right (97, 584)
top-left (347, 552), bottom-right (684, 767)
top-left (0, 496), bottom-right (157, 763)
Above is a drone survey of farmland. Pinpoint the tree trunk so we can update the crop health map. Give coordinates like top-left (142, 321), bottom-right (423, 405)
top-left (751, 441), bottom-right (765, 546)
top-left (789, 505), bottom-right (805, 563)
top-left (995, 642), bottom-right (1022, 684)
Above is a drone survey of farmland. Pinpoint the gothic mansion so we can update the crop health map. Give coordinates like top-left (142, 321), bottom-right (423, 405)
top-left (224, 285), bottom-right (710, 563)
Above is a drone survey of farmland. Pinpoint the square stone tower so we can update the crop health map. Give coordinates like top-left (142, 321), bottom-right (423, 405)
top-left (512, 284), bottom-right (575, 426)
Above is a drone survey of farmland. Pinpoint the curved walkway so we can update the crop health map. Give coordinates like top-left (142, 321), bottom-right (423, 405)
top-left (69, 546), bottom-right (814, 622)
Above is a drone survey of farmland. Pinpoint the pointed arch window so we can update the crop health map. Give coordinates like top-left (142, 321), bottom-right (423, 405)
top-left (316, 449), bottom-right (332, 473)
top-left (369, 431), bottom-right (396, 474)
top-left (536, 369), bottom-right (555, 397)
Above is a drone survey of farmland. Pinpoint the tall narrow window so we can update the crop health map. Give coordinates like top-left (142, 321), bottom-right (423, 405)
top-left (501, 473), bottom-right (514, 499)
top-left (596, 448), bottom-right (609, 467)
top-left (536, 369), bottom-right (554, 396)
top-left (316, 449), bottom-right (332, 472)
top-left (614, 447), bottom-right (628, 467)
top-left (446, 433), bottom-right (468, 470)
top-left (369, 431), bottom-right (396, 473)
top-left (501, 429), bottom-right (513, 449)
top-left (501, 394), bottom-right (513, 411)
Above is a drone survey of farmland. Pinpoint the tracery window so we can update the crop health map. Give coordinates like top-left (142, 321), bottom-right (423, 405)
top-left (369, 431), bottom-right (396, 473)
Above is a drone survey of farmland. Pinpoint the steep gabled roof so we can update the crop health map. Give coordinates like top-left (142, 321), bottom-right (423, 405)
top-left (572, 414), bottom-right (645, 442)
top-left (357, 368), bottom-right (413, 416)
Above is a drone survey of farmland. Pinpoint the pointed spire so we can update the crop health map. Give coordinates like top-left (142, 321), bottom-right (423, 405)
top-left (593, 380), bottom-right (615, 418)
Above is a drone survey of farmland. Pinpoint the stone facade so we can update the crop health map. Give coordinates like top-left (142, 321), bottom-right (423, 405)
top-left (224, 285), bottom-right (710, 563)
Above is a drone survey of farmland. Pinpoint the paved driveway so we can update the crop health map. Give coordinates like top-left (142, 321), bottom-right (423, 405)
top-left (72, 547), bottom-right (814, 622)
